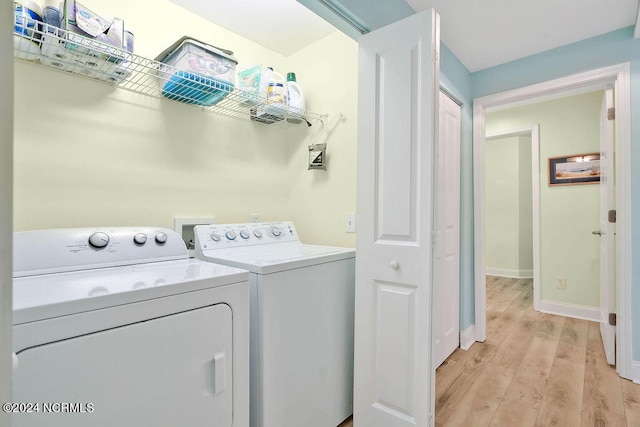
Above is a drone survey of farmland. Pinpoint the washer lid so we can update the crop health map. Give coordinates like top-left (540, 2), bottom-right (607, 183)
top-left (198, 242), bottom-right (355, 274)
top-left (13, 258), bottom-right (248, 325)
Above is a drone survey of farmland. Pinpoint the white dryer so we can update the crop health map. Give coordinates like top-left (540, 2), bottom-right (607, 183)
top-left (12, 227), bottom-right (250, 427)
top-left (194, 221), bottom-right (355, 427)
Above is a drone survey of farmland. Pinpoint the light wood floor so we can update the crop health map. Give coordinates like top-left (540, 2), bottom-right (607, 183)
top-left (435, 276), bottom-right (640, 426)
top-left (340, 276), bottom-right (640, 427)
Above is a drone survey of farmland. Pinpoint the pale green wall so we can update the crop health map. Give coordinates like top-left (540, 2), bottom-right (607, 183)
top-left (485, 136), bottom-right (533, 277)
top-left (13, 0), bottom-right (358, 248)
top-left (518, 136), bottom-right (533, 274)
top-left (486, 91), bottom-right (602, 308)
top-left (485, 137), bottom-right (520, 274)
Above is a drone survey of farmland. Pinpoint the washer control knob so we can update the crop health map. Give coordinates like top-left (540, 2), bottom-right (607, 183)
top-left (211, 233), bottom-right (221, 242)
top-left (225, 231), bottom-right (237, 240)
top-left (88, 232), bottom-right (109, 249)
top-left (254, 229), bottom-right (263, 238)
top-left (240, 230), bottom-right (250, 239)
top-left (271, 227), bottom-right (281, 237)
top-left (155, 232), bottom-right (168, 244)
top-left (133, 233), bottom-right (147, 245)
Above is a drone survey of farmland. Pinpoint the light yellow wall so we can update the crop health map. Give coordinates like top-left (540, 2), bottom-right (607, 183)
top-left (283, 32), bottom-right (358, 247)
top-left (486, 91), bottom-right (603, 308)
top-left (13, 0), bottom-right (359, 248)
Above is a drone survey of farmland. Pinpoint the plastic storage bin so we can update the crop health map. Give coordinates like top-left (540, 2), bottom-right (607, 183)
top-left (156, 37), bottom-right (237, 107)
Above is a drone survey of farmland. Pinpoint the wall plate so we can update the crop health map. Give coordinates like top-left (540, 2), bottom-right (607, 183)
top-left (173, 217), bottom-right (216, 257)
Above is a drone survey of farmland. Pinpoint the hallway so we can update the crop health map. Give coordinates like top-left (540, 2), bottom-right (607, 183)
top-left (435, 276), bottom-right (640, 426)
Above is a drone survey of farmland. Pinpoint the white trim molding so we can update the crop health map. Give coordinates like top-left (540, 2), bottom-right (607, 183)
top-left (635, 2), bottom-right (640, 39)
top-left (473, 63), bottom-right (632, 380)
top-left (460, 324), bottom-right (475, 351)
top-left (633, 361), bottom-right (640, 384)
top-left (538, 300), bottom-right (600, 322)
top-left (486, 268), bottom-right (533, 279)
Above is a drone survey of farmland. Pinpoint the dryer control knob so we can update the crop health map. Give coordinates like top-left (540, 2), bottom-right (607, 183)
top-left (88, 232), bottom-right (109, 249)
top-left (271, 227), bottom-right (281, 237)
top-left (240, 230), bottom-right (250, 239)
top-left (254, 229), bottom-right (263, 238)
top-left (155, 232), bottom-right (168, 244)
top-left (211, 233), bottom-right (221, 242)
top-left (225, 231), bottom-right (237, 240)
top-left (133, 233), bottom-right (147, 245)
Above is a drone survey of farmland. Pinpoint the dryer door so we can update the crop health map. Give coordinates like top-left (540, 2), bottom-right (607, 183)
top-left (13, 304), bottom-right (233, 427)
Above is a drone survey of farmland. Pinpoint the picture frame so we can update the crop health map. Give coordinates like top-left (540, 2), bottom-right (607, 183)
top-left (548, 152), bottom-right (601, 186)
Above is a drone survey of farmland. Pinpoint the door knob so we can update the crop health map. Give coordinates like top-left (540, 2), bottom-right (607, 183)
top-left (390, 260), bottom-right (400, 270)
top-left (592, 230), bottom-right (603, 236)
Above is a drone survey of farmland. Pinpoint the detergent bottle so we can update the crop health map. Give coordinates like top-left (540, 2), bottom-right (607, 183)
top-left (265, 70), bottom-right (288, 118)
top-left (285, 72), bottom-right (305, 124)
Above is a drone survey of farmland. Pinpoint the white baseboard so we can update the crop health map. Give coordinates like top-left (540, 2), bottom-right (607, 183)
top-left (538, 300), bottom-right (599, 322)
top-left (486, 267), bottom-right (533, 279)
top-left (460, 324), bottom-right (475, 350)
top-left (633, 361), bottom-right (640, 384)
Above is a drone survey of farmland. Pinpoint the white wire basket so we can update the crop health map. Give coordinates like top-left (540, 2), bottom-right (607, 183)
top-left (13, 18), bottom-right (324, 126)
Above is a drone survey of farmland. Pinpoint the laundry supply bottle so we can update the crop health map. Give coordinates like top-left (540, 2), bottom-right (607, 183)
top-left (285, 72), bottom-right (305, 124)
top-left (265, 69), bottom-right (288, 119)
top-left (13, 0), bottom-right (43, 60)
top-left (252, 66), bottom-right (278, 123)
top-left (258, 66), bottom-right (273, 101)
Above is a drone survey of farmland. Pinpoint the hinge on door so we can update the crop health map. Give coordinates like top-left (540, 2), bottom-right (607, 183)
top-left (433, 48), bottom-right (439, 63)
top-left (607, 107), bottom-right (616, 120)
top-left (608, 209), bottom-right (617, 223)
top-left (431, 232), bottom-right (437, 247)
top-left (609, 312), bottom-right (617, 326)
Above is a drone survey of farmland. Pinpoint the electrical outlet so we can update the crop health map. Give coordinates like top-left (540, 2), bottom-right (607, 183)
top-left (250, 213), bottom-right (261, 223)
top-left (346, 213), bottom-right (356, 233)
top-left (557, 277), bottom-right (567, 289)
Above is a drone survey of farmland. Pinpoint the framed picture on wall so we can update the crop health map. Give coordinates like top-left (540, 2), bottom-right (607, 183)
top-left (548, 152), bottom-right (601, 186)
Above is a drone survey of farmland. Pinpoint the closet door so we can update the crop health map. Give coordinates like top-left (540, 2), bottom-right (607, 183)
top-left (433, 92), bottom-right (461, 369)
top-left (355, 9), bottom-right (440, 427)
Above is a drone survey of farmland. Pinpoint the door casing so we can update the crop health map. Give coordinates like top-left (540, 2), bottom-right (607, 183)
top-left (472, 63), bottom-right (632, 379)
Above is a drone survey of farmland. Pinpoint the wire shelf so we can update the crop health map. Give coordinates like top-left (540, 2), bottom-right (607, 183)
top-left (13, 18), bottom-right (325, 126)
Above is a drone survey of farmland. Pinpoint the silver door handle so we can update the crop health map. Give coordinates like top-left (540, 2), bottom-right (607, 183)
top-left (592, 230), bottom-right (603, 236)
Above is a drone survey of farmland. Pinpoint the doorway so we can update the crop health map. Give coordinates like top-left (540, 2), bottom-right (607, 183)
top-left (472, 64), bottom-right (632, 379)
top-left (484, 127), bottom-right (539, 294)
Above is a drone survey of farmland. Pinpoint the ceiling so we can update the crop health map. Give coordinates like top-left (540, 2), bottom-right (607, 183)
top-left (169, 0), bottom-right (639, 72)
top-left (406, 0), bottom-right (640, 72)
top-left (167, 0), bottom-right (337, 57)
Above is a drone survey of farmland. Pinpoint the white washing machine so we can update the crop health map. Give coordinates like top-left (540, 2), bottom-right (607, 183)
top-left (193, 222), bottom-right (355, 427)
top-left (12, 227), bottom-right (250, 427)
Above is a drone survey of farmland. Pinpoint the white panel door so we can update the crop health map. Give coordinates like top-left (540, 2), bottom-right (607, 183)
top-left (433, 92), bottom-right (461, 369)
top-left (355, 9), bottom-right (439, 427)
top-left (599, 88), bottom-right (615, 365)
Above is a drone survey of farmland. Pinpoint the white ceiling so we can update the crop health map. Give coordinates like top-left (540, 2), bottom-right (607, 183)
top-left (407, 0), bottom-right (640, 72)
top-left (167, 0), bottom-right (337, 56)
top-left (169, 0), bottom-right (639, 72)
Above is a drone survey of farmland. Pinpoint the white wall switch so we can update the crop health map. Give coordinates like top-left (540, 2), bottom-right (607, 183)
top-left (346, 213), bottom-right (356, 233)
